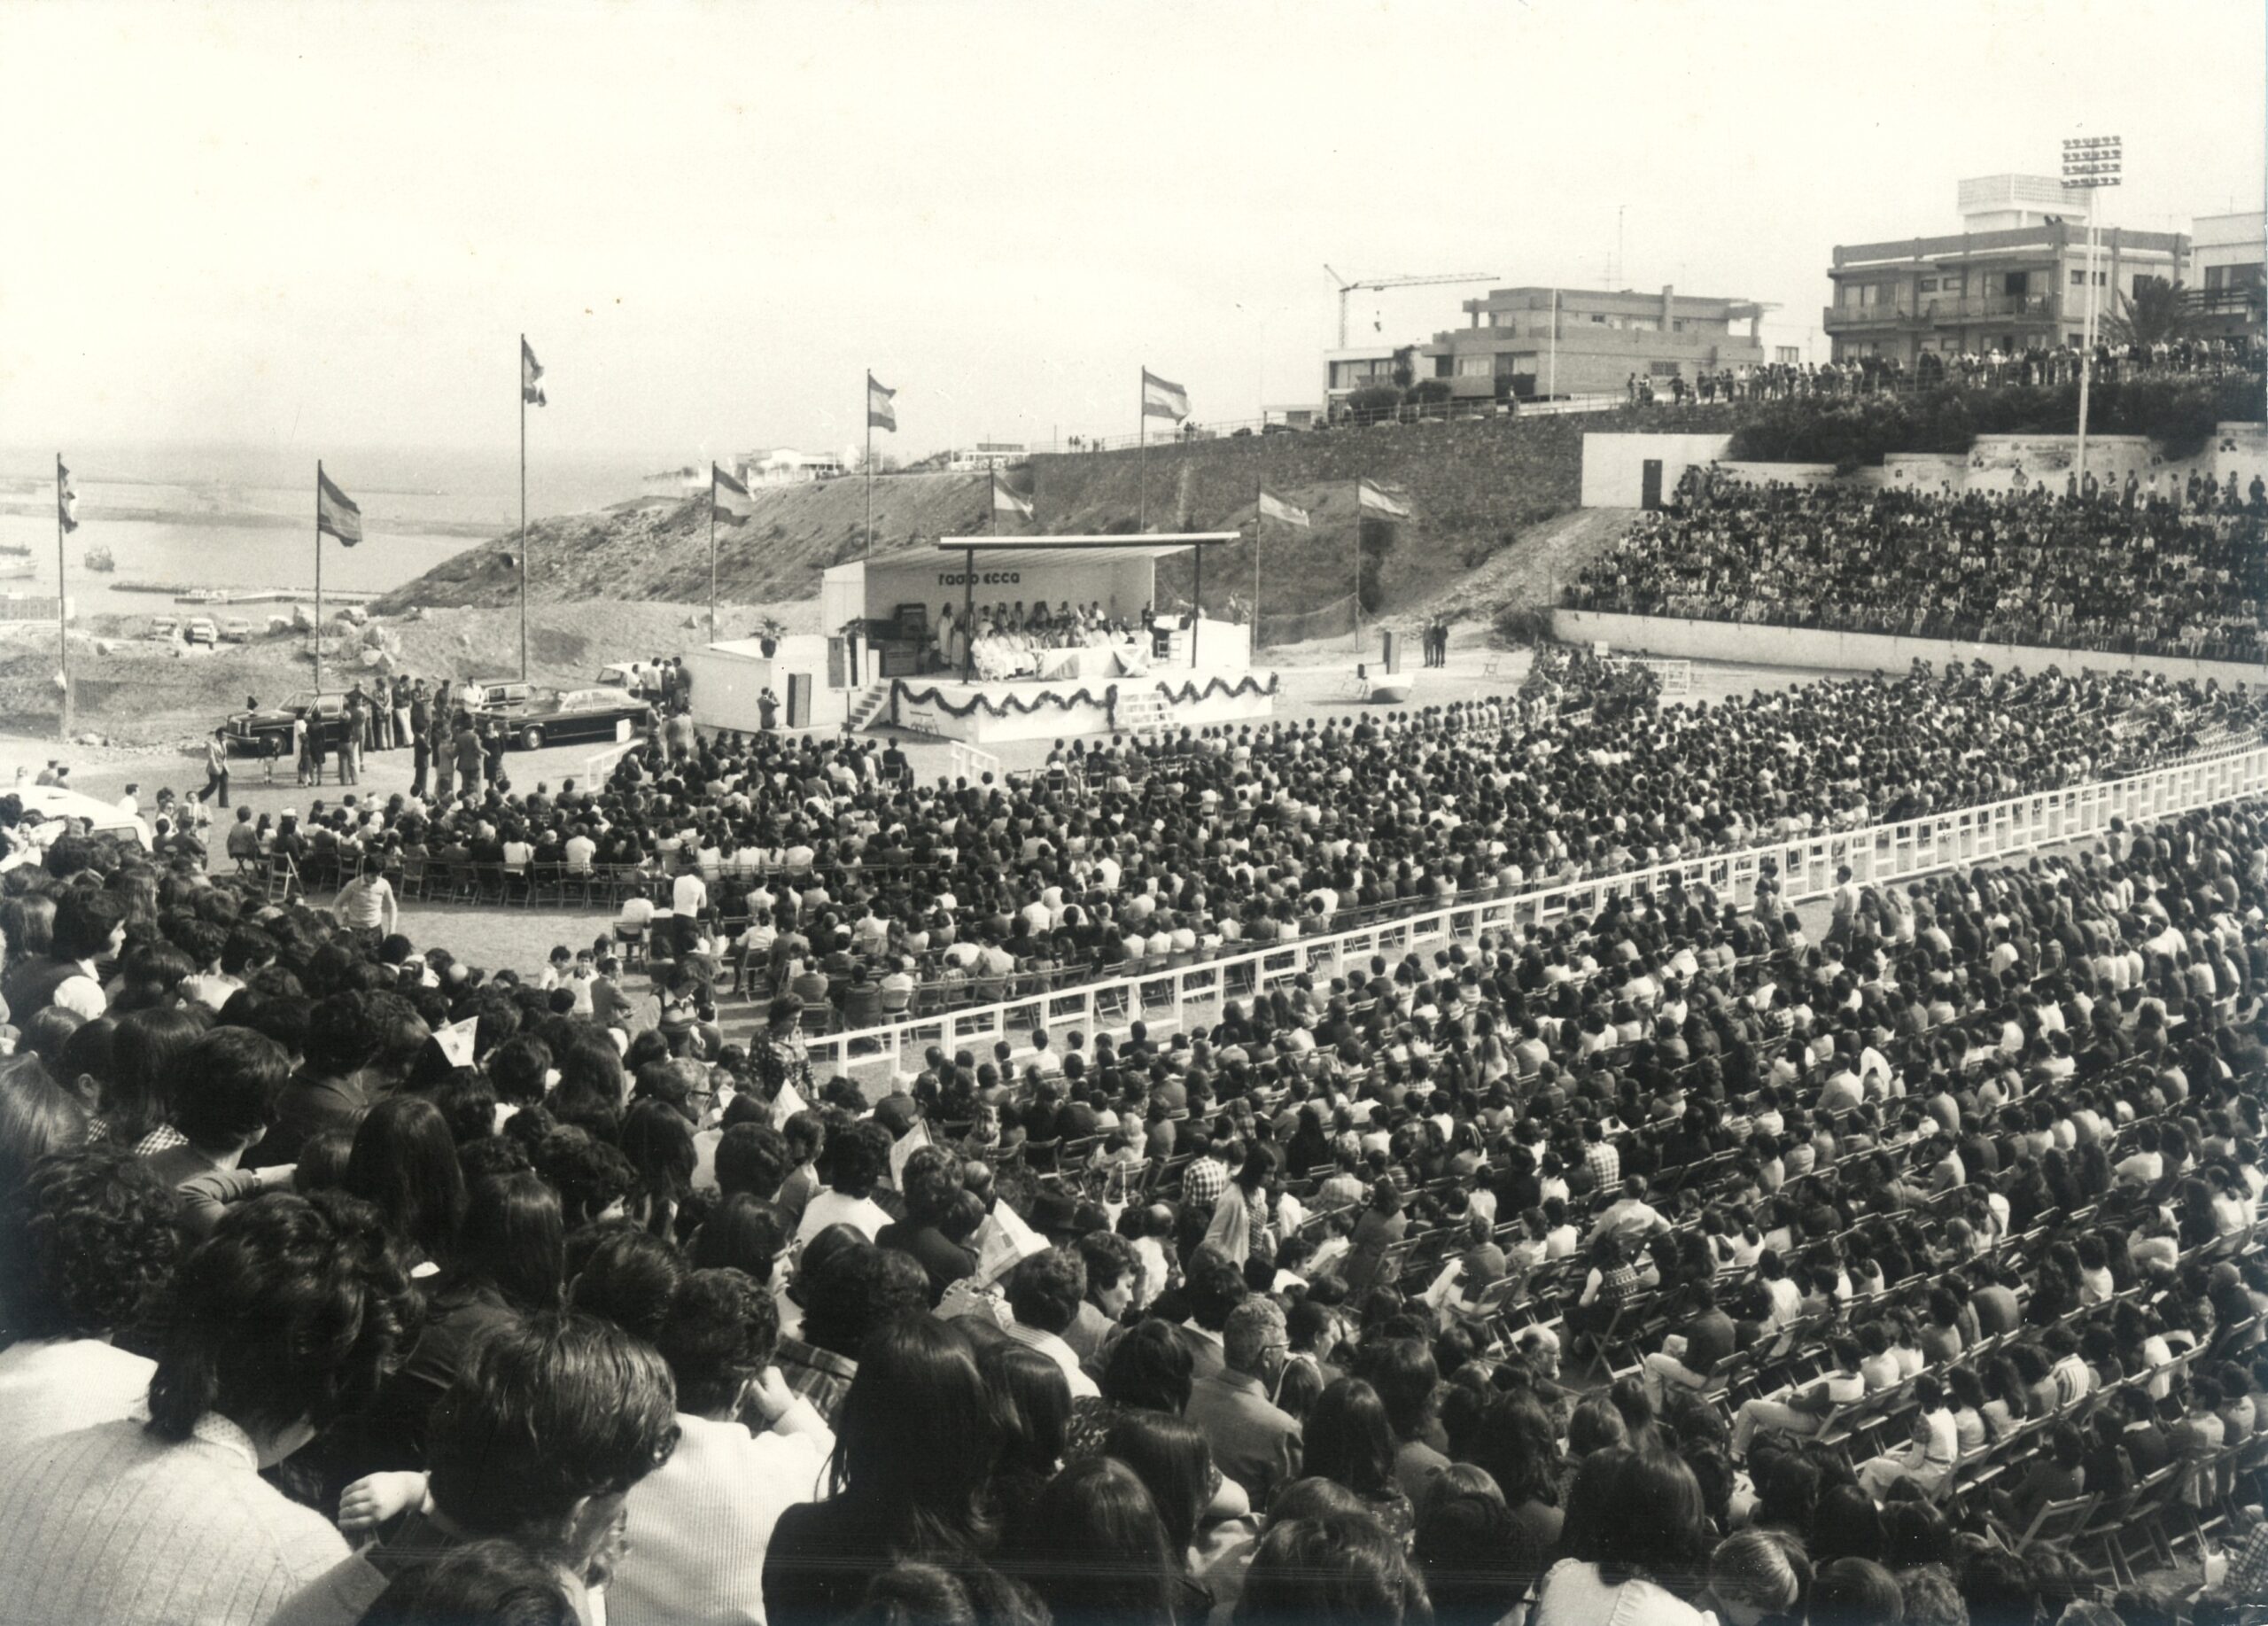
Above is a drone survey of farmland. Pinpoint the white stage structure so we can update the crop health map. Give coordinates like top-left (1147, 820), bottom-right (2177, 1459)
top-left (817, 533), bottom-right (1278, 743)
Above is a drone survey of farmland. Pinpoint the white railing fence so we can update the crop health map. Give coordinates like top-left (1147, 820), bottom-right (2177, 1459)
top-left (796, 743), bottom-right (2268, 1085)
top-left (949, 742), bottom-right (1004, 784)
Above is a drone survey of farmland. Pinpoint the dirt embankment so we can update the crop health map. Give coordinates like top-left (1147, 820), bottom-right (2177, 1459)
top-left (374, 473), bottom-right (994, 615)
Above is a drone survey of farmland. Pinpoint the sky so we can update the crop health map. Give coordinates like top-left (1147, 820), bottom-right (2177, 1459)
top-left (4, 0), bottom-right (2261, 469)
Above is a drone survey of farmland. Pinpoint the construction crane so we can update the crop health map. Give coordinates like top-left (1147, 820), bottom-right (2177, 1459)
top-left (1324, 266), bottom-right (1500, 347)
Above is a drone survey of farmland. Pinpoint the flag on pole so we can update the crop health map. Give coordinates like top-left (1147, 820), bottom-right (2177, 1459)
top-left (866, 373), bottom-right (897, 432)
top-left (992, 472), bottom-right (1034, 521)
top-left (712, 462), bottom-right (754, 519)
top-left (57, 462), bottom-right (79, 534)
top-left (521, 338), bottom-right (547, 407)
top-left (1258, 488), bottom-right (1309, 529)
top-left (1357, 478), bottom-right (1412, 519)
top-left (1141, 368), bottom-right (1191, 421)
top-left (317, 467), bottom-right (363, 547)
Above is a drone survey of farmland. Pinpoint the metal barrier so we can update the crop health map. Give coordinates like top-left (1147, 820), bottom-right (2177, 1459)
top-left (581, 737), bottom-right (642, 787)
top-left (799, 742), bottom-right (2268, 1083)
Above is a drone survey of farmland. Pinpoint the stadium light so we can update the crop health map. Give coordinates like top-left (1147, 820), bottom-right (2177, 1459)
top-left (2060, 135), bottom-right (2123, 487)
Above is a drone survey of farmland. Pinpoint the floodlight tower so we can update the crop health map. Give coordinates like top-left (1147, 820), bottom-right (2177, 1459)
top-left (2062, 134), bottom-right (2123, 489)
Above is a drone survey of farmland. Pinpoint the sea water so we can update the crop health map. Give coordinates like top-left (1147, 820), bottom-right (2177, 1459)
top-left (0, 443), bottom-right (662, 621)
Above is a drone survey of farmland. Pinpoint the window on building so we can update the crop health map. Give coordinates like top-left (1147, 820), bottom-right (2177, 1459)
top-left (1455, 354), bottom-right (1494, 377)
top-left (1434, 355), bottom-right (1453, 378)
top-left (1775, 346), bottom-right (1800, 365)
top-left (1672, 319), bottom-right (1686, 331)
top-left (2070, 269), bottom-right (2087, 287)
top-left (1628, 317), bottom-right (1658, 332)
top-left (1648, 361), bottom-right (1682, 377)
top-left (1918, 277), bottom-right (1938, 292)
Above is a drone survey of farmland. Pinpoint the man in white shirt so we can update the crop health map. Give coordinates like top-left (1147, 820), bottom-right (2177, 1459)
top-left (791, 1121), bottom-right (895, 1246)
top-left (610, 1270), bottom-right (834, 1626)
top-left (1002, 1248), bottom-right (1102, 1400)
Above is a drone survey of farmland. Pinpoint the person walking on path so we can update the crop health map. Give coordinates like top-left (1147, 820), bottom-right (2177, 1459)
top-left (194, 730), bottom-right (229, 810)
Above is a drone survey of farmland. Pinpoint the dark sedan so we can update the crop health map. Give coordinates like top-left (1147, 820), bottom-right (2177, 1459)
top-left (475, 687), bottom-right (656, 751)
top-left (222, 691), bottom-right (355, 758)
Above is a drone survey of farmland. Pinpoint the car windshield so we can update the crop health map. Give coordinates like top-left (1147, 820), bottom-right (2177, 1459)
top-left (281, 692), bottom-right (319, 712)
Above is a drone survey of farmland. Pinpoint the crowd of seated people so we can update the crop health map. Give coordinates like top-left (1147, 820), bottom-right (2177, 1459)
top-left (1571, 466), bottom-right (2268, 663)
top-left (1, 729), bottom-right (2266, 1624)
top-left (206, 654), bottom-right (2268, 1041)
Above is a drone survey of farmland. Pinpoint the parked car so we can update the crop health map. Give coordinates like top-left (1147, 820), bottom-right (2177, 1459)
top-left (593, 662), bottom-right (644, 690)
top-left (186, 617), bottom-right (218, 647)
top-left (219, 617), bottom-right (253, 642)
top-left (462, 677), bottom-right (534, 714)
top-left (148, 614), bottom-right (179, 640)
top-left (477, 686), bottom-right (656, 751)
top-left (222, 690), bottom-right (353, 758)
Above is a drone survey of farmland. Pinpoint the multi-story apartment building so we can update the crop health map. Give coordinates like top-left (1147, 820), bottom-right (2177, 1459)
top-left (1825, 175), bottom-right (2187, 365)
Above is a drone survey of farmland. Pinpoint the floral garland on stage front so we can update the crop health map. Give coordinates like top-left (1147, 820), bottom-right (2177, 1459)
top-left (889, 672), bottom-right (1279, 723)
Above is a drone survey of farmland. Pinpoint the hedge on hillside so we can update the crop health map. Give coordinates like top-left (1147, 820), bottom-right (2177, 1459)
top-left (1726, 374), bottom-right (2263, 471)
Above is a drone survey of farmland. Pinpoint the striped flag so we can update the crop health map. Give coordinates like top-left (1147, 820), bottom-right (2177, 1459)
top-left (1258, 488), bottom-right (1309, 529)
top-left (992, 473), bottom-right (1034, 521)
top-left (1142, 368), bottom-right (1191, 421)
top-left (57, 460), bottom-right (78, 534)
top-left (522, 338), bottom-right (547, 407)
top-left (866, 373), bottom-right (897, 432)
top-left (1357, 478), bottom-right (1412, 519)
top-left (713, 462), bottom-right (754, 519)
top-left (317, 465), bottom-right (363, 547)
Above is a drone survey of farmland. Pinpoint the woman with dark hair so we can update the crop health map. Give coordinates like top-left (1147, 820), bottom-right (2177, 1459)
top-left (346, 1094), bottom-right (467, 1271)
top-left (1303, 1378), bottom-right (1416, 1540)
top-left (1358, 1336), bottom-right (1451, 1505)
top-left (1415, 1473), bottom-right (1543, 1626)
top-left (1341, 1179), bottom-right (1407, 1295)
top-left (690, 1191), bottom-right (789, 1288)
top-left (1202, 1141), bottom-right (1279, 1267)
top-left (569, 1222), bottom-right (687, 1344)
top-left (765, 1316), bottom-right (1003, 1626)
top-left (983, 1339), bottom-right (1073, 1535)
top-left (0, 1054), bottom-right (90, 1205)
top-left (357, 1171), bottom-right (566, 1469)
top-left (0, 1191), bottom-right (418, 1626)
top-left (106, 1002), bottom-right (208, 1154)
top-left (1537, 1447), bottom-right (1711, 1625)
top-left (617, 1097), bottom-right (696, 1238)
top-left (1460, 1387), bottom-right (1566, 1552)
top-left (0, 1145), bottom-right (183, 1445)
top-left (874, 1145), bottom-right (977, 1303)
top-left (1006, 1455), bottom-right (1180, 1626)
top-left (1101, 1410), bottom-right (1215, 1576)
top-left (1809, 1482), bottom-right (1884, 1564)
top-left (1234, 1510), bottom-right (1432, 1625)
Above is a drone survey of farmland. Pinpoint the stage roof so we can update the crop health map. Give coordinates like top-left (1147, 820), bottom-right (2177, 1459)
top-left (929, 532), bottom-right (1241, 571)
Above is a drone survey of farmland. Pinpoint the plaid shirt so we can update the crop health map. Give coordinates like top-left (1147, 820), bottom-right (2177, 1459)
top-left (2225, 1523), bottom-right (2268, 1602)
top-left (775, 1336), bottom-right (858, 1428)
top-left (1584, 1139), bottom-right (1620, 1191)
top-left (1182, 1155), bottom-right (1229, 1211)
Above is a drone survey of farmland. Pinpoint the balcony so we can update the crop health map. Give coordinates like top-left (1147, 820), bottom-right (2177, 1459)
top-left (1824, 293), bottom-right (2056, 331)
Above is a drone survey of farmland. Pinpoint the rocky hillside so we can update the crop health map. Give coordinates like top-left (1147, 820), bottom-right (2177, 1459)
top-left (375, 472), bottom-right (995, 615)
top-left (376, 407), bottom-right (1735, 624)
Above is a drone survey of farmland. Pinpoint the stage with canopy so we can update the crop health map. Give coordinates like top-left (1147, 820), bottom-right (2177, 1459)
top-left (818, 533), bottom-right (1278, 743)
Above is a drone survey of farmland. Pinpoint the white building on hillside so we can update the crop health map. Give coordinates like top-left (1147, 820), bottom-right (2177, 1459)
top-left (740, 447), bottom-right (848, 486)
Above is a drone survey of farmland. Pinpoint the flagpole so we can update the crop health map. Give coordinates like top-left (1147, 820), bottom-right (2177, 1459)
top-left (1137, 372), bottom-right (1148, 532)
top-left (864, 373), bottom-right (874, 559)
top-left (518, 333), bottom-right (529, 682)
top-left (990, 473), bottom-right (999, 537)
top-left (709, 465), bottom-right (719, 644)
top-left (55, 455), bottom-right (69, 742)
top-left (1252, 472), bottom-right (1263, 659)
top-left (315, 460), bottom-right (325, 696)
top-left (1352, 479), bottom-right (1363, 658)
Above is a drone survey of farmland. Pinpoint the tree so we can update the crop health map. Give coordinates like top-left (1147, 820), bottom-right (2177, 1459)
top-left (2107, 276), bottom-right (2191, 348)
